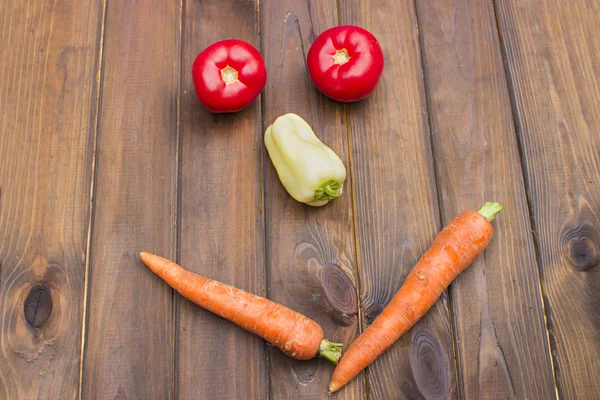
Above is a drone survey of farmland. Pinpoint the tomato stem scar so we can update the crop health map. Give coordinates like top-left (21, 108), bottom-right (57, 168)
top-left (333, 49), bottom-right (350, 65)
top-left (221, 65), bottom-right (238, 84)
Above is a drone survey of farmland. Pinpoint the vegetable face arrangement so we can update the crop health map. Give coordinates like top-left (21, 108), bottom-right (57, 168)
top-left (144, 24), bottom-right (507, 394)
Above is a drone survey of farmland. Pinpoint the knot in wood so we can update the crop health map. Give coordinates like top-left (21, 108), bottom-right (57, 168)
top-left (410, 330), bottom-right (448, 399)
top-left (568, 236), bottom-right (598, 271)
top-left (364, 303), bottom-right (385, 325)
top-left (561, 222), bottom-right (599, 271)
top-left (320, 264), bottom-right (357, 325)
top-left (23, 284), bottom-right (53, 329)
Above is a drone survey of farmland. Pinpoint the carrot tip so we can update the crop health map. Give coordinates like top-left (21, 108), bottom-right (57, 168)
top-left (329, 382), bottom-right (341, 394)
top-left (478, 202), bottom-right (503, 222)
top-left (319, 339), bottom-right (343, 364)
top-left (140, 252), bottom-right (152, 263)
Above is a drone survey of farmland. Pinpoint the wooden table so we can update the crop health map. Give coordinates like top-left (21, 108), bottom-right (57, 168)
top-left (1, 0), bottom-right (598, 399)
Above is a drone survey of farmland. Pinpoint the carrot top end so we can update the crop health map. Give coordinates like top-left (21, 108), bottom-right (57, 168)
top-left (319, 339), bottom-right (344, 364)
top-left (478, 202), bottom-right (504, 222)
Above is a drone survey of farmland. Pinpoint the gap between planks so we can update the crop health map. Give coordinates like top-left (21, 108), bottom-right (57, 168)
top-left (78, 0), bottom-right (109, 397)
top-left (336, 0), bottom-right (370, 398)
top-left (256, 0), bottom-right (273, 399)
top-left (173, 0), bottom-right (186, 398)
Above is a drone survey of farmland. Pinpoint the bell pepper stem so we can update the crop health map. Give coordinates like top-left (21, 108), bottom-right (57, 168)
top-left (314, 180), bottom-right (343, 202)
top-left (319, 339), bottom-right (343, 364)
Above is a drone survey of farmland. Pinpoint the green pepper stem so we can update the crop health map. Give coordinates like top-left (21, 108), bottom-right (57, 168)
top-left (314, 180), bottom-right (343, 203)
top-left (319, 339), bottom-right (343, 364)
top-left (478, 202), bottom-right (504, 222)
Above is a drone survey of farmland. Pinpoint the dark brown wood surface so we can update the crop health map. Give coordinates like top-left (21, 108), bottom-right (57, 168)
top-left (261, 0), bottom-right (364, 398)
top-left (416, 0), bottom-right (556, 398)
top-left (177, 1), bottom-right (266, 399)
top-left (1, 0), bottom-right (599, 399)
top-left (0, 0), bottom-right (102, 398)
top-left (495, 0), bottom-right (600, 398)
top-left (81, 0), bottom-right (179, 398)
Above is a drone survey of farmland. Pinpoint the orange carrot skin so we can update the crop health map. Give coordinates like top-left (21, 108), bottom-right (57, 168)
top-left (140, 252), bottom-right (323, 360)
top-left (329, 209), bottom-right (495, 393)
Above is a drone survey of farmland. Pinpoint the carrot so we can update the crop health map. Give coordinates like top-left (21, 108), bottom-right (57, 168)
top-left (139, 252), bottom-right (343, 363)
top-left (328, 202), bottom-right (503, 393)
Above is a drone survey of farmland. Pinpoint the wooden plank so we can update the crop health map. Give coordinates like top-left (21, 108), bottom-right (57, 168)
top-left (338, 1), bottom-right (458, 398)
top-left (495, 0), bottom-right (600, 398)
top-left (80, 0), bottom-right (179, 398)
top-left (177, 1), bottom-right (266, 399)
top-left (415, 0), bottom-right (556, 398)
top-left (0, 0), bottom-right (102, 398)
top-left (260, 1), bottom-right (364, 398)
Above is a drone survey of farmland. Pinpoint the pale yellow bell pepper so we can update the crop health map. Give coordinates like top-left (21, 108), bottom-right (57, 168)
top-left (264, 113), bottom-right (347, 206)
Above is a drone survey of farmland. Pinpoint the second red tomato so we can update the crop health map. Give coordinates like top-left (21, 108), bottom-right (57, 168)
top-left (307, 26), bottom-right (384, 102)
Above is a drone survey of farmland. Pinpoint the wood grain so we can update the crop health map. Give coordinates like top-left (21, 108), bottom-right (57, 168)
top-left (416, 0), bottom-right (557, 398)
top-left (495, 0), bottom-right (600, 398)
top-left (0, 0), bottom-right (102, 397)
top-left (260, 1), bottom-right (364, 398)
top-left (177, 1), bottom-right (266, 398)
top-left (338, 1), bottom-right (458, 398)
top-left (80, 0), bottom-right (179, 398)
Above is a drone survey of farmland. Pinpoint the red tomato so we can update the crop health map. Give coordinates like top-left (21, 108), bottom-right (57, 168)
top-left (307, 26), bottom-right (384, 102)
top-left (192, 39), bottom-right (267, 113)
